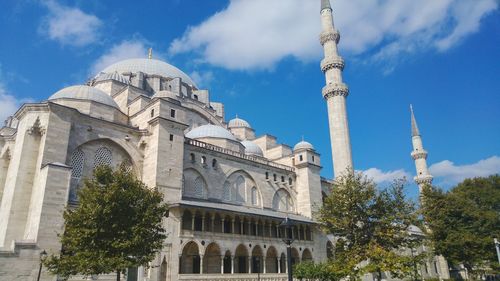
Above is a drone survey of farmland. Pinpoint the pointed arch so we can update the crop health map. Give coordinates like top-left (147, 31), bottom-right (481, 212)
top-left (180, 241), bottom-right (200, 274)
top-left (183, 168), bottom-right (208, 199)
top-left (266, 246), bottom-right (279, 273)
top-left (272, 188), bottom-right (294, 212)
top-left (302, 248), bottom-right (313, 262)
top-left (203, 242), bottom-right (221, 274)
top-left (234, 244), bottom-right (249, 273)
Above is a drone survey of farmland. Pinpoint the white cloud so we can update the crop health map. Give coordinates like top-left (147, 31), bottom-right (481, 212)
top-left (429, 156), bottom-right (500, 185)
top-left (361, 168), bottom-right (411, 184)
top-left (169, 0), bottom-right (497, 70)
top-left (190, 71), bottom-right (214, 88)
top-left (90, 40), bottom-right (149, 75)
top-left (40, 0), bottom-right (102, 47)
top-left (0, 77), bottom-right (21, 124)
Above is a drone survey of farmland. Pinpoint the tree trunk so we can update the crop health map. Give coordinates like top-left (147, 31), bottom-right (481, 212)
top-left (376, 269), bottom-right (382, 281)
top-left (116, 270), bottom-right (120, 281)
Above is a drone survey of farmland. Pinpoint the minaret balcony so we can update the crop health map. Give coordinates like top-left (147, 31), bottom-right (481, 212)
top-left (320, 30), bottom-right (340, 45)
top-left (321, 56), bottom-right (345, 72)
top-left (411, 150), bottom-right (428, 160)
top-left (322, 83), bottom-right (349, 99)
top-left (414, 175), bottom-right (433, 185)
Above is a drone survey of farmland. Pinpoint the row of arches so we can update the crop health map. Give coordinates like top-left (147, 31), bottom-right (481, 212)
top-left (180, 241), bottom-right (313, 274)
top-left (181, 209), bottom-right (313, 241)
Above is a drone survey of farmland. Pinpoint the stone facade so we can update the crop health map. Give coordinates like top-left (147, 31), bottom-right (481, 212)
top-left (0, 52), bottom-right (330, 281)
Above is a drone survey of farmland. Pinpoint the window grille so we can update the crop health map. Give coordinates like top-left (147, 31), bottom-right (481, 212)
top-left (69, 149), bottom-right (85, 202)
top-left (94, 147), bottom-right (112, 168)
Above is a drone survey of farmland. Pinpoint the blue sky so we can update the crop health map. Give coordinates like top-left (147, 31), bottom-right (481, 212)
top-left (1, 0), bottom-right (499, 198)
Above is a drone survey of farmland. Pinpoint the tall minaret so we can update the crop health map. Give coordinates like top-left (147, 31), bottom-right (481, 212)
top-left (410, 105), bottom-right (433, 193)
top-left (320, 0), bottom-right (353, 177)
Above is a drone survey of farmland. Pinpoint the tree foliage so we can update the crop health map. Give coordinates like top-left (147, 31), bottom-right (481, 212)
top-left (421, 174), bottom-right (500, 276)
top-left (316, 173), bottom-right (421, 281)
top-left (43, 165), bottom-right (169, 279)
top-left (294, 262), bottom-right (340, 281)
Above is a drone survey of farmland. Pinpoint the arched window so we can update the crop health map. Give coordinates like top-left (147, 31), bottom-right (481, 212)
top-left (190, 153), bottom-right (195, 163)
top-left (183, 171), bottom-right (207, 199)
top-left (272, 189), bottom-right (294, 212)
top-left (94, 147), bottom-right (112, 168)
top-left (288, 178), bottom-right (293, 185)
top-left (212, 159), bottom-right (217, 169)
top-left (251, 187), bottom-right (258, 206)
top-left (234, 176), bottom-right (245, 203)
top-left (69, 149), bottom-right (85, 202)
top-left (223, 181), bottom-right (231, 201)
top-left (201, 156), bottom-right (206, 165)
top-left (193, 176), bottom-right (205, 198)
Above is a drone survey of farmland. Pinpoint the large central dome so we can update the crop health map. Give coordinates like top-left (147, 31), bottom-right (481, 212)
top-left (101, 58), bottom-right (197, 88)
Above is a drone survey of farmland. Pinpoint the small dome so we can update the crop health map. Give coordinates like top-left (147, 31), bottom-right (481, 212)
top-left (94, 71), bottom-right (129, 84)
top-left (293, 140), bottom-right (314, 151)
top-left (48, 85), bottom-right (119, 108)
top-left (241, 140), bottom-right (263, 156)
top-left (100, 58), bottom-right (197, 88)
top-left (186, 124), bottom-right (237, 141)
top-left (228, 117), bottom-right (251, 128)
top-left (153, 90), bottom-right (178, 100)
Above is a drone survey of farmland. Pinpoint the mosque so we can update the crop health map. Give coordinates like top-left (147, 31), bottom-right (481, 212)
top-left (0, 0), bottom-right (449, 280)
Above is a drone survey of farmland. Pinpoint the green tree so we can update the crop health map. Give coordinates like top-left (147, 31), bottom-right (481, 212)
top-left (294, 261), bottom-right (340, 281)
top-left (316, 173), bottom-right (421, 281)
top-left (43, 165), bottom-right (169, 280)
top-left (421, 175), bottom-right (500, 278)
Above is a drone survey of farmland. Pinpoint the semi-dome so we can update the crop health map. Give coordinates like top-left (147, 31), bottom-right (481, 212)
top-left (94, 71), bottom-right (129, 84)
top-left (228, 117), bottom-right (251, 128)
top-left (186, 124), bottom-right (237, 141)
top-left (293, 140), bottom-right (314, 151)
top-left (241, 140), bottom-right (263, 156)
top-left (48, 85), bottom-right (119, 108)
top-left (100, 58), bottom-right (197, 88)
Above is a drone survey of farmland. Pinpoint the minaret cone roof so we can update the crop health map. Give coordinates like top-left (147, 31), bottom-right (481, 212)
top-left (410, 104), bottom-right (421, 137)
top-left (321, 0), bottom-right (332, 11)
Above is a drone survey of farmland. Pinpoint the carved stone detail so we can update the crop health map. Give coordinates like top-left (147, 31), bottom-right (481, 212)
top-left (321, 56), bottom-right (345, 72)
top-left (415, 175), bottom-right (433, 185)
top-left (322, 83), bottom-right (349, 99)
top-left (411, 150), bottom-right (428, 160)
top-left (27, 117), bottom-right (45, 136)
top-left (320, 30), bottom-right (340, 45)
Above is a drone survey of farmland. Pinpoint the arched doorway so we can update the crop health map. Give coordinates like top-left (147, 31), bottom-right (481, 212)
top-left (223, 250), bottom-right (232, 274)
top-left (180, 241), bottom-right (200, 274)
top-left (302, 248), bottom-right (313, 262)
top-left (290, 247), bottom-right (300, 267)
top-left (234, 244), bottom-right (248, 273)
top-left (265, 246), bottom-right (279, 273)
top-left (203, 243), bottom-right (221, 273)
top-left (279, 253), bottom-right (286, 273)
top-left (251, 245), bottom-right (263, 273)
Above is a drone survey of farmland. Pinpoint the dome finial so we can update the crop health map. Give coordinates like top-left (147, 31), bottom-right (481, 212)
top-left (148, 48), bottom-right (153, 59)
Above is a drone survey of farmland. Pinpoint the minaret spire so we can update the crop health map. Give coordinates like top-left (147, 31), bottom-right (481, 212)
top-left (410, 105), bottom-right (433, 195)
top-left (410, 104), bottom-right (420, 136)
top-left (320, 0), bottom-right (353, 178)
